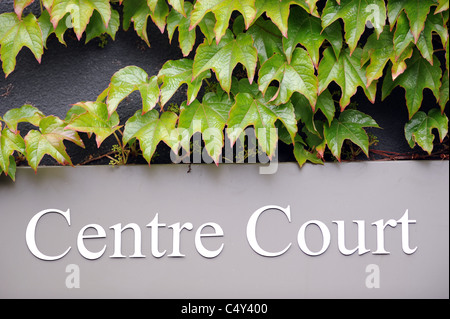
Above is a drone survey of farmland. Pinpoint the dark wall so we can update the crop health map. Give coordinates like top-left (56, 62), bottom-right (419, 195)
top-left (0, 2), bottom-right (447, 166)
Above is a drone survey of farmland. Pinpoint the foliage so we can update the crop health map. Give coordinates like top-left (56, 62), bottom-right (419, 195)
top-left (0, 0), bottom-right (448, 180)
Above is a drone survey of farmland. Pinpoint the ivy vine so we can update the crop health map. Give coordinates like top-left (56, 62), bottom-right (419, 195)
top-left (0, 0), bottom-right (449, 181)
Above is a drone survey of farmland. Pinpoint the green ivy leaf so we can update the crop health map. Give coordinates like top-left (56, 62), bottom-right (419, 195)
top-left (293, 140), bottom-right (323, 167)
top-left (25, 116), bottom-right (83, 172)
top-left (167, 2), bottom-right (196, 56)
top-left (258, 49), bottom-right (318, 108)
top-left (0, 155), bottom-right (16, 181)
top-left (361, 25), bottom-right (414, 87)
top-left (387, 0), bottom-right (437, 43)
top-left (123, 109), bottom-right (178, 164)
top-left (435, 0), bottom-right (449, 13)
top-left (227, 87), bottom-right (297, 158)
top-left (0, 13), bottom-right (43, 77)
top-left (65, 101), bottom-right (120, 147)
top-left (244, 17), bottom-right (283, 65)
top-left (254, 0), bottom-right (319, 37)
top-left (283, 6), bottom-right (342, 68)
top-left (168, 0), bottom-right (186, 16)
top-left (382, 49), bottom-right (441, 119)
top-left (404, 108), bottom-right (448, 154)
top-left (50, 0), bottom-right (111, 40)
top-left (197, 12), bottom-right (216, 45)
top-left (324, 109), bottom-right (379, 161)
top-left (193, 30), bottom-right (257, 93)
top-left (291, 90), bottom-right (335, 136)
top-left (318, 47), bottom-right (377, 111)
top-left (1, 104), bottom-right (44, 133)
top-left (322, 0), bottom-right (386, 54)
top-left (123, 0), bottom-right (152, 45)
top-left (158, 58), bottom-right (211, 107)
top-left (190, 0), bottom-right (256, 43)
top-left (106, 66), bottom-right (159, 115)
top-left (415, 11), bottom-right (448, 65)
top-left (0, 124), bottom-right (25, 175)
top-left (178, 90), bottom-right (234, 164)
top-left (85, 8), bottom-right (120, 43)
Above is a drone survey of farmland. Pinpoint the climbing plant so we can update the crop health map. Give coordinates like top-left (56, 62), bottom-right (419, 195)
top-left (0, 0), bottom-right (448, 180)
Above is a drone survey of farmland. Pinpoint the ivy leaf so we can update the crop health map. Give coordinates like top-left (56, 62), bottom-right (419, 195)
top-left (361, 25), bottom-right (414, 87)
top-left (193, 30), bottom-right (257, 93)
top-left (322, 0), bottom-right (386, 54)
top-left (387, 0), bottom-right (437, 43)
top-left (123, 109), bottom-right (178, 164)
top-left (157, 58), bottom-right (211, 107)
top-left (189, 0), bottom-right (256, 44)
top-left (168, 0), bottom-right (185, 16)
top-left (2, 104), bottom-right (44, 133)
top-left (439, 70), bottom-right (449, 112)
top-left (0, 155), bottom-right (17, 181)
top-left (382, 49), bottom-right (441, 119)
top-left (243, 17), bottom-right (284, 65)
top-left (85, 8), bottom-right (120, 43)
top-left (227, 87), bottom-right (297, 158)
top-left (324, 109), bottom-right (379, 161)
top-left (293, 139), bottom-right (323, 167)
top-left (106, 66), bottom-right (159, 115)
top-left (318, 47), bottom-right (377, 111)
top-left (14, 0), bottom-right (35, 19)
top-left (254, 0), bottom-right (319, 37)
top-left (404, 108), bottom-right (448, 154)
top-left (178, 90), bottom-right (234, 164)
top-left (123, 0), bottom-right (152, 45)
top-left (65, 101), bottom-right (121, 147)
top-left (291, 90), bottom-right (335, 136)
top-left (283, 6), bottom-right (342, 68)
top-left (123, 0), bottom-right (168, 45)
top-left (415, 11), bottom-right (448, 65)
top-left (167, 2), bottom-right (196, 57)
top-left (25, 116), bottom-right (84, 172)
top-left (198, 12), bottom-right (216, 45)
top-left (258, 49), bottom-right (318, 108)
top-left (50, 0), bottom-right (111, 40)
top-left (0, 124), bottom-right (25, 175)
top-left (435, 0), bottom-right (449, 14)
top-left (0, 13), bottom-right (43, 77)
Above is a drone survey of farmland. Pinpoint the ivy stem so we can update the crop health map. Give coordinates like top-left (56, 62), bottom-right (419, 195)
top-left (113, 131), bottom-right (128, 164)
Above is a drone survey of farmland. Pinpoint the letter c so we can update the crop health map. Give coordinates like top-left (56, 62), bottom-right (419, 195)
top-left (246, 205), bottom-right (292, 257)
top-left (25, 208), bottom-right (71, 260)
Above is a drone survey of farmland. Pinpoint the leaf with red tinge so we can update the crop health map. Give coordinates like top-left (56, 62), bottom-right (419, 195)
top-left (387, 0), bottom-right (437, 43)
top-left (50, 0), bottom-right (111, 41)
top-left (322, 0), bottom-right (386, 54)
top-left (106, 66), bottom-right (160, 115)
top-left (0, 13), bottom-right (43, 77)
top-left (123, 109), bottom-right (178, 164)
top-left (1, 104), bottom-right (44, 133)
top-left (382, 49), bottom-right (441, 119)
top-left (0, 123), bottom-right (25, 176)
top-left (158, 58), bottom-right (211, 107)
top-left (190, 0), bottom-right (256, 43)
top-left (14, 0), bottom-right (35, 19)
top-left (318, 47), bottom-right (377, 111)
top-left (193, 30), bottom-right (257, 94)
top-left (65, 101), bottom-right (120, 147)
top-left (25, 116), bottom-right (83, 172)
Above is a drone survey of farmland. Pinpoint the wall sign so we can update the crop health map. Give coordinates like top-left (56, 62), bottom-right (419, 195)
top-left (0, 161), bottom-right (448, 298)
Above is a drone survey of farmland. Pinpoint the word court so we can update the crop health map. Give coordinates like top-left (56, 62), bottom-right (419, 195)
top-left (25, 205), bottom-right (418, 261)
